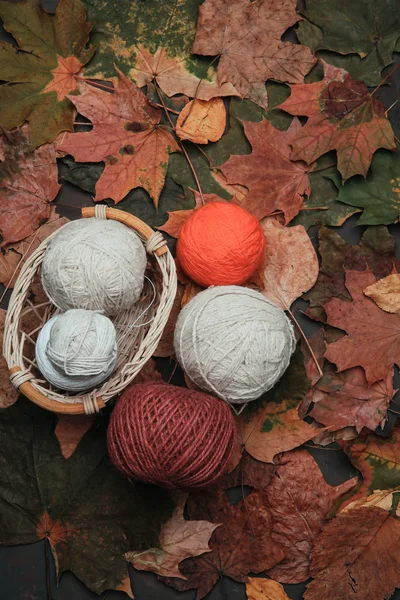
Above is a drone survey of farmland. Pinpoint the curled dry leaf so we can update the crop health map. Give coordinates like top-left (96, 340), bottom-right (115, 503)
top-left (305, 490), bottom-right (400, 600)
top-left (278, 60), bottom-right (395, 181)
top-left (363, 272), bottom-right (400, 313)
top-left (132, 45), bottom-right (239, 101)
top-left (127, 494), bottom-right (220, 579)
top-left (220, 118), bottom-right (311, 222)
top-left (176, 98), bottom-right (226, 145)
top-left (261, 218), bottom-right (318, 309)
top-left (192, 0), bottom-right (315, 108)
top-left (58, 70), bottom-right (179, 207)
top-left (324, 268), bottom-right (400, 384)
top-left (246, 578), bottom-right (290, 600)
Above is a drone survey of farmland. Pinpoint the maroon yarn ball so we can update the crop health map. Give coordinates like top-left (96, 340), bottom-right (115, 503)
top-left (107, 382), bottom-right (235, 489)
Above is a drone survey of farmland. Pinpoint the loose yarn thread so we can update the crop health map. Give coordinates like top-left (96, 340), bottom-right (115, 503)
top-left (177, 202), bottom-right (265, 287)
top-left (107, 382), bottom-right (236, 489)
top-left (41, 217), bottom-right (147, 316)
top-left (174, 286), bottom-right (296, 404)
top-left (36, 309), bottom-right (118, 392)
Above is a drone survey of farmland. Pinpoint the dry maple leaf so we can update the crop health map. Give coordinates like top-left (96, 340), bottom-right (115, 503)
top-left (192, 0), bottom-right (316, 108)
top-left (132, 45), bottom-right (239, 101)
top-left (323, 268), bottom-right (400, 384)
top-left (278, 61), bottom-right (395, 181)
top-left (0, 309), bottom-right (18, 409)
top-left (161, 487), bottom-right (286, 599)
top-left (363, 272), bottom-right (400, 313)
top-left (0, 208), bottom-right (69, 287)
top-left (265, 450), bottom-right (357, 584)
top-left (305, 490), bottom-right (400, 600)
top-left (300, 330), bottom-right (393, 438)
top-left (58, 70), bottom-right (180, 207)
top-left (246, 578), bottom-right (290, 600)
top-left (55, 414), bottom-right (95, 460)
top-left (176, 98), bottom-right (226, 144)
top-left (127, 494), bottom-right (219, 579)
top-left (223, 452), bottom-right (276, 490)
top-left (260, 218), bottom-right (318, 308)
top-left (220, 118), bottom-right (311, 222)
top-left (0, 130), bottom-right (61, 247)
top-left (230, 349), bottom-right (317, 469)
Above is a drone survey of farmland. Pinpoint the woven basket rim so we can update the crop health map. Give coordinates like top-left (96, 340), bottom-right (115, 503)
top-left (3, 206), bottom-right (177, 415)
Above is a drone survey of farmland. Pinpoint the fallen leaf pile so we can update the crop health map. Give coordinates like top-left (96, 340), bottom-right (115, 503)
top-left (1, 0), bottom-right (400, 599)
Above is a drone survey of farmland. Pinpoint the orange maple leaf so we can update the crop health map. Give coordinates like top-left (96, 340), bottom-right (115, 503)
top-left (278, 61), bottom-right (396, 181)
top-left (58, 70), bottom-right (180, 206)
top-left (192, 0), bottom-right (316, 109)
top-left (43, 55), bottom-right (83, 100)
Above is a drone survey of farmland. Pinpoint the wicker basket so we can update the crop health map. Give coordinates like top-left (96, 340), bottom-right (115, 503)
top-left (3, 206), bottom-right (177, 415)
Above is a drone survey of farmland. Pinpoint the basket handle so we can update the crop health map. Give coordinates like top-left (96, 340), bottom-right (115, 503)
top-left (82, 206), bottom-right (168, 257)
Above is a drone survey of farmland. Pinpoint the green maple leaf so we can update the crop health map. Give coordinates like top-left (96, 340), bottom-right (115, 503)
top-left (331, 150), bottom-right (400, 225)
top-left (0, 0), bottom-right (94, 148)
top-left (299, 0), bottom-right (400, 86)
top-left (0, 400), bottom-right (173, 596)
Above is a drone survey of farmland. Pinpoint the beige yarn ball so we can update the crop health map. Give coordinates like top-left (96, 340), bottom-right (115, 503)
top-left (35, 309), bottom-right (118, 392)
top-left (174, 286), bottom-right (296, 404)
top-left (41, 218), bottom-right (147, 316)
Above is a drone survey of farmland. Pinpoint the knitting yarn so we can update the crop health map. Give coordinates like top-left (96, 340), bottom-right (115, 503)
top-left (177, 202), bottom-right (265, 287)
top-left (42, 217), bottom-right (147, 315)
top-left (36, 309), bottom-right (118, 392)
top-left (107, 382), bottom-right (235, 489)
top-left (174, 286), bottom-right (296, 404)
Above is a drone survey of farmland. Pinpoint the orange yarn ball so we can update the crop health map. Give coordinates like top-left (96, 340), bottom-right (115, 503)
top-left (177, 202), bottom-right (265, 287)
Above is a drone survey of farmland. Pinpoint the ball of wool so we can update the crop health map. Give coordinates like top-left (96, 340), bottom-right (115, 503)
top-left (176, 202), bottom-right (265, 287)
top-left (174, 286), bottom-right (296, 404)
top-left (41, 218), bottom-right (147, 315)
top-left (36, 309), bottom-right (118, 392)
top-left (107, 382), bottom-right (235, 489)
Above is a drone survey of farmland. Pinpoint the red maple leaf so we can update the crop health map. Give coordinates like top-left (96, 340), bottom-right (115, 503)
top-left (278, 61), bottom-right (395, 181)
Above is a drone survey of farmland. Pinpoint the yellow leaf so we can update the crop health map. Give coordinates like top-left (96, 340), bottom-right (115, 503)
top-left (176, 98), bottom-right (226, 144)
top-left (246, 578), bottom-right (290, 600)
top-left (363, 272), bottom-right (400, 313)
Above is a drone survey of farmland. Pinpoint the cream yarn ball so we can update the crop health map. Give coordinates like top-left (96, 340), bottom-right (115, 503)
top-left (174, 286), bottom-right (296, 404)
top-left (36, 309), bottom-right (118, 392)
top-left (41, 218), bottom-right (147, 315)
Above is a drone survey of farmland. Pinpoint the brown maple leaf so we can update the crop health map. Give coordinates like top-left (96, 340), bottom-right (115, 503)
top-left (127, 494), bottom-right (220, 579)
top-left (220, 118), bottom-right (311, 222)
top-left (300, 330), bottom-right (393, 439)
top-left (265, 450), bottom-right (357, 584)
top-left (223, 452), bottom-right (276, 490)
top-left (305, 490), bottom-right (400, 600)
top-left (132, 45), bottom-right (239, 100)
top-left (323, 268), bottom-right (400, 384)
top-left (58, 70), bottom-right (180, 206)
top-left (162, 487), bottom-right (286, 598)
top-left (0, 129), bottom-right (60, 247)
top-left (278, 61), bottom-right (395, 181)
top-left (192, 0), bottom-right (316, 109)
top-left (55, 414), bottom-right (95, 460)
top-left (260, 217), bottom-right (318, 308)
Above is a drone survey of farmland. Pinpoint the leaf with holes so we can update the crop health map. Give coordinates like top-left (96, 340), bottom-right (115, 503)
top-left (0, 129), bottom-right (61, 247)
top-left (278, 61), bottom-right (395, 181)
top-left (57, 71), bottom-right (180, 206)
top-left (0, 399), bottom-right (173, 596)
top-left (0, 0), bottom-right (93, 148)
top-left (192, 0), bottom-right (315, 109)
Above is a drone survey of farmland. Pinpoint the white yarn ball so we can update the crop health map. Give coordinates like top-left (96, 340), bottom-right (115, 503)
top-left (174, 286), bottom-right (296, 404)
top-left (41, 218), bottom-right (147, 316)
top-left (36, 309), bottom-right (118, 392)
